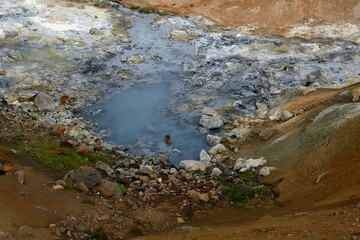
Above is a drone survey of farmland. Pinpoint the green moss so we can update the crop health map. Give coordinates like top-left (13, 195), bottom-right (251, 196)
top-left (117, 183), bottom-right (128, 193)
top-left (13, 132), bottom-right (107, 171)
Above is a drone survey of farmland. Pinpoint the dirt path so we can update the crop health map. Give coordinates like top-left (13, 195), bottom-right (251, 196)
top-left (0, 159), bottom-right (85, 239)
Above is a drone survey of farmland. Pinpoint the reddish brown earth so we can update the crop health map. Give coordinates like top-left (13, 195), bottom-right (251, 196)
top-left (116, 0), bottom-right (360, 36)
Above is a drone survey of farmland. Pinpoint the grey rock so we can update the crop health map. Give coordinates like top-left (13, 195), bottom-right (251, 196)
top-left (64, 166), bottom-right (102, 190)
top-left (95, 161), bottom-right (114, 176)
top-left (89, 27), bottom-right (103, 35)
top-left (139, 165), bottom-right (153, 174)
top-left (281, 111), bottom-right (294, 121)
top-left (33, 93), bottom-right (56, 111)
top-left (259, 127), bottom-right (278, 141)
top-left (18, 225), bottom-right (33, 238)
top-left (98, 180), bottom-right (123, 199)
top-left (206, 134), bottom-right (222, 146)
top-left (179, 160), bottom-right (205, 172)
top-left (199, 107), bottom-right (224, 129)
top-left (15, 170), bottom-right (25, 184)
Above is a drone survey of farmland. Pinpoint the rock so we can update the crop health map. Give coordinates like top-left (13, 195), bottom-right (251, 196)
top-left (138, 175), bottom-right (150, 183)
top-left (226, 125), bottom-right (251, 140)
top-left (169, 30), bottom-right (197, 42)
top-left (164, 134), bottom-right (173, 145)
top-left (95, 161), bottom-right (114, 176)
top-left (18, 225), bottom-right (33, 238)
top-left (7, 50), bottom-right (22, 61)
top-left (199, 149), bottom-right (211, 164)
top-left (187, 190), bottom-right (209, 203)
top-left (76, 146), bottom-right (88, 155)
top-left (210, 167), bottom-right (223, 177)
top-left (98, 180), bottom-right (123, 199)
top-left (179, 160), bottom-right (205, 172)
top-left (89, 27), bottom-right (103, 35)
top-left (206, 134), bottom-right (222, 146)
top-left (64, 166), bottom-right (102, 190)
top-left (281, 111), bottom-right (294, 121)
top-left (303, 87), bottom-right (317, 95)
top-left (159, 156), bottom-right (170, 166)
top-left (259, 127), bottom-right (278, 141)
top-left (208, 144), bottom-right (227, 155)
top-left (234, 157), bottom-right (267, 172)
top-left (73, 181), bottom-right (89, 192)
top-left (15, 171), bottom-right (25, 184)
top-left (199, 107), bottom-right (224, 129)
top-left (259, 166), bottom-right (277, 176)
top-left (139, 165), bottom-right (153, 175)
top-left (52, 185), bottom-right (64, 191)
top-left (32, 93), bottom-right (56, 111)
top-left (0, 70), bottom-right (7, 75)
top-left (177, 217), bottom-right (185, 224)
top-left (125, 55), bottom-right (145, 64)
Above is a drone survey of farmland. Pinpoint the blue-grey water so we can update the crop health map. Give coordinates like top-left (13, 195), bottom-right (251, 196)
top-left (87, 11), bottom-right (209, 164)
top-left (89, 82), bottom-right (208, 163)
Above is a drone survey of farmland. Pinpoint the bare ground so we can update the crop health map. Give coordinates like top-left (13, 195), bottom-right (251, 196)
top-left (115, 0), bottom-right (360, 36)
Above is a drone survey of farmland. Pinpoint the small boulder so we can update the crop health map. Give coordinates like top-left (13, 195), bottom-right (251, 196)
top-left (18, 225), bottom-right (33, 238)
top-left (199, 107), bottom-right (224, 129)
top-left (206, 134), bottom-right (222, 146)
top-left (208, 144), bottom-right (227, 155)
top-left (98, 180), bottom-right (123, 199)
top-left (96, 161), bottom-right (114, 176)
top-left (199, 149), bottom-right (211, 164)
top-left (259, 127), bottom-right (278, 141)
top-left (179, 160), bottom-right (205, 172)
top-left (281, 111), bottom-right (294, 121)
top-left (210, 167), bottom-right (223, 177)
top-left (64, 166), bottom-right (102, 190)
top-left (32, 93), bottom-right (56, 111)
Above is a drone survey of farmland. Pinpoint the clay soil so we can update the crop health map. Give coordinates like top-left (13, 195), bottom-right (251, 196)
top-left (116, 0), bottom-right (360, 36)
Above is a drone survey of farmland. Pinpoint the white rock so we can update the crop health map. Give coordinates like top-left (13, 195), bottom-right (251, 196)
top-left (234, 157), bottom-right (267, 172)
top-left (199, 149), bottom-right (211, 164)
top-left (259, 166), bottom-right (277, 176)
top-left (206, 134), bottom-right (222, 146)
top-left (199, 107), bottom-right (224, 129)
top-left (208, 144), bottom-right (227, 155)
top-left (211, 167), bottom-right (223, 177)
top-left (179, 160), bottom-right (205, 172)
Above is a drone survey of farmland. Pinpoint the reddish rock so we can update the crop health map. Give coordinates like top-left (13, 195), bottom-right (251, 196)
top-left (76, 146), bottom-right (88, 155)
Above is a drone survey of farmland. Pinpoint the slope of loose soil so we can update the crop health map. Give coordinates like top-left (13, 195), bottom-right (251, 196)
top-left (116, 0), bottom-right (360, 36)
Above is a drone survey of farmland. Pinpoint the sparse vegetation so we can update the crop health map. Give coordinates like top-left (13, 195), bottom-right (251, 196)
top-left (129, 5), bottom-right (151, 13)
top-left (130, 226), bottom-right (143, 236)
top-left (117, 183), bottom-right (128, 193)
